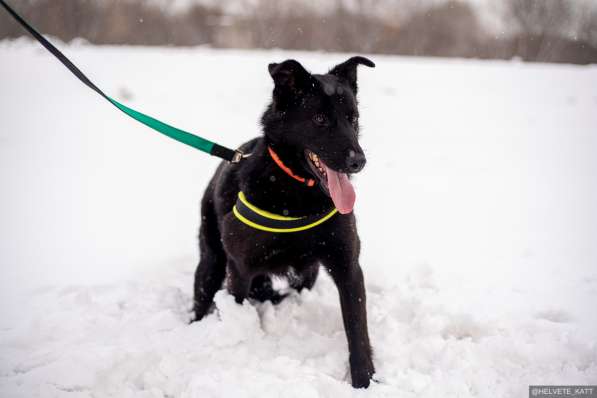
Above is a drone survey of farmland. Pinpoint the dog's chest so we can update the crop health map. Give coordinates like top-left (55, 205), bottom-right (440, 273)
top-left (221, 212), bottom-right (330, 272)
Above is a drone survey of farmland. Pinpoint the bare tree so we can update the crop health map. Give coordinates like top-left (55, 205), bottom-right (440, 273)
top-left (506, 0), bottom-right (573, 37)
top-left (391, 1), bottom-right (485, 57)
top-left (503, 0), bottom-right (574, 59)
top-left (578, 2), bottom-right (597, 46)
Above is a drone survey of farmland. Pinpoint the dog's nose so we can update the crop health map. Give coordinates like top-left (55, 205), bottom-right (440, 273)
top-left (346, 150), bottom-right (366, 173)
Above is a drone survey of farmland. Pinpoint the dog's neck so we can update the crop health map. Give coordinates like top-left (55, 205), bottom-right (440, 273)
top-left (267, 143), bottom-right (315, 187)
top-left (239, 138), bottom-right (333, 217)
top-left (266, 140), bottom-right (304, 176)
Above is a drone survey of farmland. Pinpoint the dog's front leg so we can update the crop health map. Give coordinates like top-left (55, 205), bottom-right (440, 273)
top-left (326, 259), bottom-right (375, 388)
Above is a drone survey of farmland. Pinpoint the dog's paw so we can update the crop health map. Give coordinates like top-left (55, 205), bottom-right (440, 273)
top-left (351, 373), bottom-right (376, 389)
top-left (190, 301), bottom-right (216, 323)
top-left (350, 366), bottom-right (377, 389)
top-left (351, 376), bottom-right (382, 389)
top-left (351, 378), bottom-right (371, 389)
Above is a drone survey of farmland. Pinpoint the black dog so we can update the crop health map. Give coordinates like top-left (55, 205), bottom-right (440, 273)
top-left (192, 56), bottom-right (375, 388)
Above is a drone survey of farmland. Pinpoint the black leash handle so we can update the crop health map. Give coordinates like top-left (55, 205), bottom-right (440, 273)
top-left (0, 0), bottom-right (240, 162)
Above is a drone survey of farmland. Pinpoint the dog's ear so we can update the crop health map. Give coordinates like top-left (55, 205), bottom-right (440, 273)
top-left (329, 56), bottom-right (375, 94)
top-left (268, 59), bottom-right (313, 91)
top-left (268, 60), bottom-right (316, 108)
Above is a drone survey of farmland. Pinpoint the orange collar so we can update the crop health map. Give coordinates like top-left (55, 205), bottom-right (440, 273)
top-left (268, 146), bottom-right (315, 187)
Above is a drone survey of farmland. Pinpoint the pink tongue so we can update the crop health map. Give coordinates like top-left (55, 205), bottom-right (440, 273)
top-left (324, 164), bottom-right (356, 214)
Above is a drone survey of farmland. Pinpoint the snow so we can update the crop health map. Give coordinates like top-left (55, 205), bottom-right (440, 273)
top-left (1, 39), bottom-right (596, 397)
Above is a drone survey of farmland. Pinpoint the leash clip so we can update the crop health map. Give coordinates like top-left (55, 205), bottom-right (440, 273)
top-left (231, 149), bottom-right (251, 164)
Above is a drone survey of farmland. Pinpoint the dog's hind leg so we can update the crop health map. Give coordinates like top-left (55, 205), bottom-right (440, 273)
top-left (289, 263), bottom-right (320, 293)
top-left (192, 195), bottom-right (227, 321)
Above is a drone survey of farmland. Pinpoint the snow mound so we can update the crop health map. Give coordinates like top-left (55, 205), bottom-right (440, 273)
top-left (1, 265), bottom-right (595, 398)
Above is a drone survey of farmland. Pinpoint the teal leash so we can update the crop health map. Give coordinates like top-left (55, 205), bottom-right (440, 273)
top-left (0, 0), bottom-right (244, 163)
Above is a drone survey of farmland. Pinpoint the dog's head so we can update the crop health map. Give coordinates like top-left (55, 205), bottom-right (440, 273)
top-left (262, 56), bottom-right (375, 214)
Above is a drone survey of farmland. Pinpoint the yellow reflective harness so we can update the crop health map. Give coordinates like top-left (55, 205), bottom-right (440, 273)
top-left (232, 192), bottom-right (338, 233)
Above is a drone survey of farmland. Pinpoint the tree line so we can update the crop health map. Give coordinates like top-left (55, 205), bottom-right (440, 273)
top-left (1, 0), bottom-right (596, 64)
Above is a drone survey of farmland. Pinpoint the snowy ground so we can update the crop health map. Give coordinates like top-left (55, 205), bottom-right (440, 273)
top-left (1, 40), bottom-right (596, 397)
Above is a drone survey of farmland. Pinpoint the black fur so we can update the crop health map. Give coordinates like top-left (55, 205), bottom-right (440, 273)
top-left (192, 56), bottom-right (376, 388)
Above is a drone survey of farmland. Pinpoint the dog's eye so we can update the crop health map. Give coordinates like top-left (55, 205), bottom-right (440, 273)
top-left (312, 113), bottom-right (329, 126)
